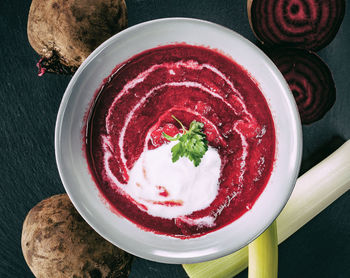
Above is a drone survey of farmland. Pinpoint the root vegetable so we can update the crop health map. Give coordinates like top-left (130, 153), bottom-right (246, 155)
top-left (268, 47), bottom-right (336, 124)
top-left (247, 0), bottom-right (345, 51)
top-left (27, 0), bottom-right (127, 75)
top-left (21, 194), bottom-right (133, 278)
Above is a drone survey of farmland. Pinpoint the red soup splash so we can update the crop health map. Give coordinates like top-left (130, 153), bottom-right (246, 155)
top-left (85, 44), bottom-right (276, 238)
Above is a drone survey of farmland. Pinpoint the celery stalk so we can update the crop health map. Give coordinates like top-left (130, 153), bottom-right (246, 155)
top-left (248, 221), bottom-right (278, 278)
top-left (183, 140), bottom-right (350, 278)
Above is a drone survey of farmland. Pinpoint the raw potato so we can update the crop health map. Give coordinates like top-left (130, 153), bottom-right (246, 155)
top-left (27, 0), bottom-right (127, 74)
top-left (21, 194), bottom-right (133, 278)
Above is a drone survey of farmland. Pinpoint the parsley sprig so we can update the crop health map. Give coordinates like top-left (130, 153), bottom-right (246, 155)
top-left (162, 115), bottom-right (208, 167)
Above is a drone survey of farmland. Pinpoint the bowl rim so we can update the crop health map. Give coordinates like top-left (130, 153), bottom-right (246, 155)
top-left (55, 17), bottom-right (302, 264)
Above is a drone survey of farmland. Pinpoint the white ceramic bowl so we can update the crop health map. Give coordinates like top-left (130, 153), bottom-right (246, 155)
top-left (55, 18), bottom-right (302, 264)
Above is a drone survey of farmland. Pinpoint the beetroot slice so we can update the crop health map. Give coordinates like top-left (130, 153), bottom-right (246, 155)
top-left (248, 0), bottom-right (345, 51)
top-left (268, 48), bottom-right (336, 124)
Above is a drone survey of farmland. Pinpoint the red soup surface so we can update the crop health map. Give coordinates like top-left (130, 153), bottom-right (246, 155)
top-left (85, 44), bottom-right (275, 238)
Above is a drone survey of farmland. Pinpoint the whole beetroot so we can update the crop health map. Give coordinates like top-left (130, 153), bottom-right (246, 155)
top-left (21, 194), bottom-right (133, 278)
top-left (27, 0), bottom-right (127, 75)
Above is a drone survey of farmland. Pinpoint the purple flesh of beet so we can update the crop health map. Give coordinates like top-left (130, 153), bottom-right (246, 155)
top-left (268, 48), bottom-right (336, 124)
top-left (249, 0), bottom-right (345, 51)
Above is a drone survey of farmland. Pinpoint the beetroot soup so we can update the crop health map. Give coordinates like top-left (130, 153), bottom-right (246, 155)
top-left (85, 44), bottom-right (275, 238)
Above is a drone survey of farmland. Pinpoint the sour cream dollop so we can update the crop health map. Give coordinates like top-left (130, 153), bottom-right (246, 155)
top-left (124, 141), bottom-right (221, 219)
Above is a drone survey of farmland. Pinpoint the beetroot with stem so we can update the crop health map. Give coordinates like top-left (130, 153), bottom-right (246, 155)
top-left (27, 0), bottom-right (127, 75)
top-left (248, 0), bottom-right (345, 51)
top-left (268, 48), bottom-right (336, 124)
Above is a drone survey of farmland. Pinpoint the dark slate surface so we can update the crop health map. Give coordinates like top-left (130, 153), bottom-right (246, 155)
top-left (0, 0), bottom-right (349, 277)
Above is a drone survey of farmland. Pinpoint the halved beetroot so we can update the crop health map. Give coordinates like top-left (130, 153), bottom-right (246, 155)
top-left (248, 0), bottom-right (345, 51)
top-left (268, 48), bottom-right (336, 124)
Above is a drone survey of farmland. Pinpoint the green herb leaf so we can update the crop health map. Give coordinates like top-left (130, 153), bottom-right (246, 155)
top-left (162, 115), bottom-right (208, 167)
